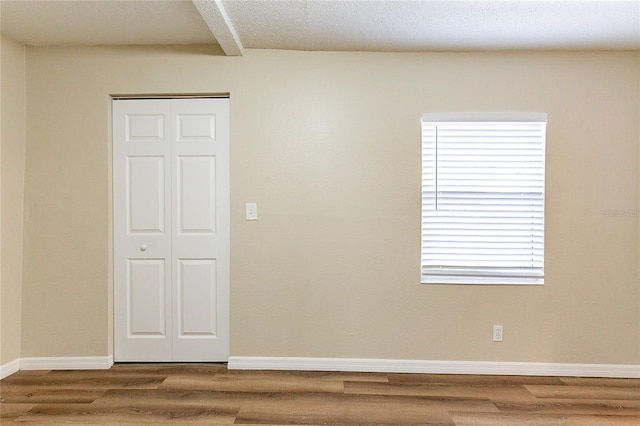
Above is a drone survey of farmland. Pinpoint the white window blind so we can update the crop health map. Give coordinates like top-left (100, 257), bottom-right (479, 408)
top-left (421, 113), bottom-right (547, 285)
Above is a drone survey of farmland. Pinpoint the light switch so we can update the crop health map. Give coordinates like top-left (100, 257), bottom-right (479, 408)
top-left (246, 203), bottom-right (258, 220)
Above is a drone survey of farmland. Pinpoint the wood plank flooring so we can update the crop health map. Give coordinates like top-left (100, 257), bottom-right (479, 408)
top-left (1, 364), bottom-right (638, 424)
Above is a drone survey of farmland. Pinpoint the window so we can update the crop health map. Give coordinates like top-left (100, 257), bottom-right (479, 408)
top-left (421, 113), bottom-right (547, 285)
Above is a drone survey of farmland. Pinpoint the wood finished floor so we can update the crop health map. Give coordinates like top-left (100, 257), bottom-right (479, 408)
top-left (1, 364), bottom-right (639, 425)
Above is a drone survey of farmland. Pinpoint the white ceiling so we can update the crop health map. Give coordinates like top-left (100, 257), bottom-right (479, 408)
top-left (1, 0), bottom-right (639, 54)
top-left (0, 1), bottom-right (216, 46)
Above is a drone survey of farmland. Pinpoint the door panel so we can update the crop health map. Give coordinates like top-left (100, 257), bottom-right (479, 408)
top-left (114, 100), bottom-right (172, 361)
top-left (171, 98), bottom-right (229, 361)
top-left (127, 259), bottom-right (166, 337)
top-left (127, 156), bottom-right (165, 234)
top-left (114, 98), bottom-right (229, 362)
top-left (176, 114), bottom-right (216, 142)
top-left (177, 259), bottom-right (217, 337)
top-left (177, 156), bottom-right (216, 234)
top-left (126, 114), bottom-right (165, 142)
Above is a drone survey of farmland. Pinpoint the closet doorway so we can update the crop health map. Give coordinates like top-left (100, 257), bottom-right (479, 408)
top-left (113, 98), bottom-right (229, 361)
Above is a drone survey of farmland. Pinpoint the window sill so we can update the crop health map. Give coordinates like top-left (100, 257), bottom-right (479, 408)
top-left (421, 276), bottom-right (544, 285)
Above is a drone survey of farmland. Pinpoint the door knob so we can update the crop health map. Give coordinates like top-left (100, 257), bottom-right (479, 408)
top-left (140, 244), bottom-right (147, 252)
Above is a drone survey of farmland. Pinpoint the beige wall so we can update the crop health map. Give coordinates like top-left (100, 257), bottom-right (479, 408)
top-left (21, 46), bottom-right (639, 364)
top-left (1, 34), bottom-right (26, 365)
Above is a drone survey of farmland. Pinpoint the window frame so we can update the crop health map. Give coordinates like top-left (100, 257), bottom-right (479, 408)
top-left (421, 113), bottom-right (547, 286)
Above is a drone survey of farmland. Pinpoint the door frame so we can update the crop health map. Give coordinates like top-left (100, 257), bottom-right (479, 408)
top-left (109, 93), bottom-right (231, 362)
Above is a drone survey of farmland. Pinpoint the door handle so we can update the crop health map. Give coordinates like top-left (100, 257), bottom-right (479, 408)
top-left (140, 244), bottom-right (147, 252)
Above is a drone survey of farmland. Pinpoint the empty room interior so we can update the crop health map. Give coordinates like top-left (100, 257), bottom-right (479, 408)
top-left (0, 0), bottom-right (639, 424)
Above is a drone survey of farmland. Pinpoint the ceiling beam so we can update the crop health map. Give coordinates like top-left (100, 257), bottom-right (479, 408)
top-left (192, 0), bottom-right (243, 56)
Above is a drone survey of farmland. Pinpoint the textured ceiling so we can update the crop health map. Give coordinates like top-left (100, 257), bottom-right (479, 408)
top-left (224, 0), bottom-right (640, 51)
top-left (1, 0), bottom-right (639, 52)
top-left (0, 0), bottom-right (216, 46)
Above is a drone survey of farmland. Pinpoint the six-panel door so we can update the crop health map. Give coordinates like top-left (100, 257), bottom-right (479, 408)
top-left (113, 98), bottom-right (229, 362)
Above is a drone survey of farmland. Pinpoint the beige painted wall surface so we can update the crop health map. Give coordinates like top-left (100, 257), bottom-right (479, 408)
top-left (22, 46), bottom-right (639, 364)
top-left (0, 34), bottom-right (26, 365)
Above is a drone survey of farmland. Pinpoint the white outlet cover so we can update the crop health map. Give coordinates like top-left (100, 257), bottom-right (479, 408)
top-left (492, 325), bottom-right (503, 342)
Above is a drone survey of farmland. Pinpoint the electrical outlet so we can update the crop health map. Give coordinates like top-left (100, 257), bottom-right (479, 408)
top-left (492, 325), bottom-right (503, 342)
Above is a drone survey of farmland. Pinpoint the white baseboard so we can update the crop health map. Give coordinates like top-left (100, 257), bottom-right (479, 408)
top-left (4, 355), bottom-right (637, 379)
top-left (228, 356), bottom-right (640, 379)
top-left (0, 358), bottom-right (21, 380)
top-left (20, 356), bottom-right (114, 371)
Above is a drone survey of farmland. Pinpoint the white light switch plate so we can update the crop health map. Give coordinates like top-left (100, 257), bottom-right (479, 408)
top-left (246, 203), bottom-right (257, 220)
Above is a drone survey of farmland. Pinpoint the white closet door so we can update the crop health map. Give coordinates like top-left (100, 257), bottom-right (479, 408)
top-left (113, 98), bottom-right (229, 362)
top-left (170, 99), bottom-right (229, 361)
top-left (113, 100), bottom-right (173, 361)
